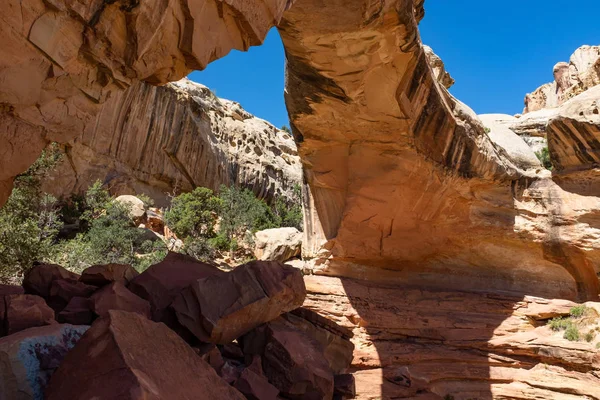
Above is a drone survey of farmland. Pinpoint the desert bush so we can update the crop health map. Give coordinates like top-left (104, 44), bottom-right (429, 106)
top-left (570, 305), bottom-right (589, 318)
top-left (535, 147), bottom-right (553, 170)
top-left (564, 324), bottom-right (580, 341)
top-left (164, 187), bottom-right (221, 239)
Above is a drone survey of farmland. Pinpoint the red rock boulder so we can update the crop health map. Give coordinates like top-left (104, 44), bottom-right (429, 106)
top-left (3, 294), bottom-right (56, 336)
top-left (22, 264), bottom-right (79, 298)
top-left (128, 251), bottom-right (225, 322)
top-left (45, 310), bottom-right (246, 400)
top-left (48, 279), bottom-right (97, 312)
top-left (57, 297), bottom-right (94, 325)
top-left (89, 282), bottom-right (151, 318)
top-left (0, 324), bottom-right (89, 400)
top-left (0, 284), bottom-right (25, 328)
top-left (241, 319), bottom-right (334, 400)
top-left (234, 356), bottom-right (280, 400)
top-left (334, 374), bottom-right (356, 399)
top-left (80, 263), bottom-right (138, 286)
top-left (172, 260), bottom-right (305, 344)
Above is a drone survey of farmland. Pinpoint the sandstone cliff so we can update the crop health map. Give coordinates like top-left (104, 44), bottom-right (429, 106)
top-left (42, 79), bottom-right (302, 205)
top-left (524, 45), bottom-right (600, 113)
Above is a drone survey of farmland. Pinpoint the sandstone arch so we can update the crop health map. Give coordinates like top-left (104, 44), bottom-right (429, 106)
top-left (2, 1), bottom-right (600, 397)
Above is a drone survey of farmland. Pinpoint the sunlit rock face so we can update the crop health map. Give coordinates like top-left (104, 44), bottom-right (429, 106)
top-left (524, 45), bottom-right (600, 114)
top-left (41, 79), bottom-right (302, 205)
top-left (279, 0), bottom-right (600, 302)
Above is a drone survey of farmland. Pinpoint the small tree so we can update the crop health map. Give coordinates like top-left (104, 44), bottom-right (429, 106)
top-left (535, 147), bottom-right (553, 170)
top-left (280, 125), bottom-right (291, 134)
top-left (164, 187), bottom-right (222, 239)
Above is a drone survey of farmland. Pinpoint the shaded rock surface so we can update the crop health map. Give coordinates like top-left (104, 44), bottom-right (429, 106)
top-left (128, 251), bottom-right (225, 322)
top-left (3, 294), bottom-right (55, 336)
top-left (172, 260), bottom-right (305, 344)
top-left (89, 282), bottom-right (151, 318)
top-left (45, 310), bottom-right (246, 400)
top-left (22, 264), bottom-right (79, 298)
top-left (80, 263), bottom-right (139, 287)
top-left (0, 324), bottom-right (88, 400)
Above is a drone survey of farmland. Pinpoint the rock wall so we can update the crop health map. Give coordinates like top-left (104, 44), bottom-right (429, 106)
top-left (3, 1), bottom-right (600, 399)
top-left (42, 79), bottom-right (302, 205)
top-left (524, 45), bottom-right (600, 113)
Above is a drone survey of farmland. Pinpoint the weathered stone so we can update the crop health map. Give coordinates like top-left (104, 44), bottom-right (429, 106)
top-left (254, 227), bottom-right (303, 262)
top-left (524, 45), bottom-right (600, 113)
top-left (89, 282), bottom-right (151, 319)
top-left (80, 263), bottom-right (138, 287)
top-left (0, 324), bottom-right (88, 400)
top-left (57, 297), bottom-right (93, 325)
top-left (241, 319), bottom-right (334, 400)
top-left (334, 374), bottom-right (356, 399)
top-left (423, 45), bottom-right (454, 89)
top-left (128, 251), bottom-right (225, 322)
top-left (4, 295), bottom-right (56, 336)
top-left (145, 209), bottom-right (164, 233)
top-left (23, 264), bottom-right (79, 298)
top-left (48, 279), bottom-right (97, 306)
top-left (283, 308), bottom-right (354, 374)
top-left (114, 195), bottom-right (146, 222)
top-left (44, 311), bottom-right (246, 400)
top-left (0, 285), bottom-right (25, 327)
top-left (234, 367), bottom-right (280, 400)
top-left (172, 260), bottom-right (305, 344)
top-left (42, 80), bottom-right (302, 207)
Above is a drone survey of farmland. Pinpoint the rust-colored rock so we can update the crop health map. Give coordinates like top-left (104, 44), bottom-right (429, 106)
top-left (334, 374), bottom-right (356, 399)
top-left (0, 285), bottom-right (25, 327)
top-left (3, 294), bottom-right (56, 336)
top-left (57, 297), bottom-right (93, 325)
top-left (283, 308), bottom-right (354, 374)
top-left (80, 263), bottom-right (138, 286)
top-left (234, 367), bottom-right (280, 400)
top-left (49, 278), bottom-right (97, 305)
top-left (241, 319), bottom-right (334, 400)
top-left (128, 251), bottom-right (225, 321)
top-left (172, 260), bottom-right (305, 344)
top-left (0, 324), bottom-right (89, 400)
top-left (45, 310), bottom-right (246, 400)
top-left (89, 282), bottom-right (151, 318)
top-left (22, 264), bottom-right (79, 298)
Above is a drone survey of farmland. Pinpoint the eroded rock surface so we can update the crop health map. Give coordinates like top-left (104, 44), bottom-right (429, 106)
top-left (42, 79), bottom-right (302, 205)
top-left (524, 45), bottom-right (600, 113)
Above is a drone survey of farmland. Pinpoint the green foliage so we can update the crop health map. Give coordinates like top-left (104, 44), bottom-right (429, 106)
top-left (0, 144), bottom-right (64, 280)
top-left (273, 184), bottom-right (303, 231)
top-left (83, 180), bottom-right (112, 219)
top-left (164, 187), bottom-right (221, 239)
top-left (564, 324), bottom-right (580, 341)
top-left (585, 330), bottom-right (595, 343)
top-left (184, 237), bottom-right (217, 263)
top-left (280, 125), bottom-right (291, 134)
top-left (548, 317), bottom-right (572, 331)
top-left (570, 305), bottom-right (589, 318)
top-left (137, 193), bottom-right (155, 208)
top-left (218, 185), bottom-right (278, 251)
top-left (484, 127), bottom-right (491, 134)
top-left (535, 147), bottom-right (553, 170)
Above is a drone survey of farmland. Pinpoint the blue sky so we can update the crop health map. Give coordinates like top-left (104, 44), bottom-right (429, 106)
top-left (188, 0), bottom-right (599, 128)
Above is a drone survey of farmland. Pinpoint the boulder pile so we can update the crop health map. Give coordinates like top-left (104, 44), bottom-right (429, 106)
top-left (0, 253), bottom-right (355, 400)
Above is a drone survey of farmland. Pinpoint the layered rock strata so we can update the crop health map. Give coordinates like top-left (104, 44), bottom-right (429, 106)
top-left (42, 79), bottom-right (302, 205)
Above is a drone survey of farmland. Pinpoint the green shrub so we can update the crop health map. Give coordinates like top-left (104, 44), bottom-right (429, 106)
top-left (184, 237), bottom-right (217, 263)
top-left (570, 305), bottom-right (588, 318)
top-left (137, 193), bottom-right (155, 208)
top-left (280, 125), bottom-right (291, 134)
top-left (273, 184), bottom-right (303, 231)
top-left (548, 317), bottom-right (571, 331)
top-left (535, 147), bottom-right (553, 170)
top-left (564, 324), bottom-right (580, 341)
top-left (585, 331), bottom-right (595, 343)
top-left (0, 144), bottom-right (64, 280)
top-left (165, 187), bottom-right (221, 239)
